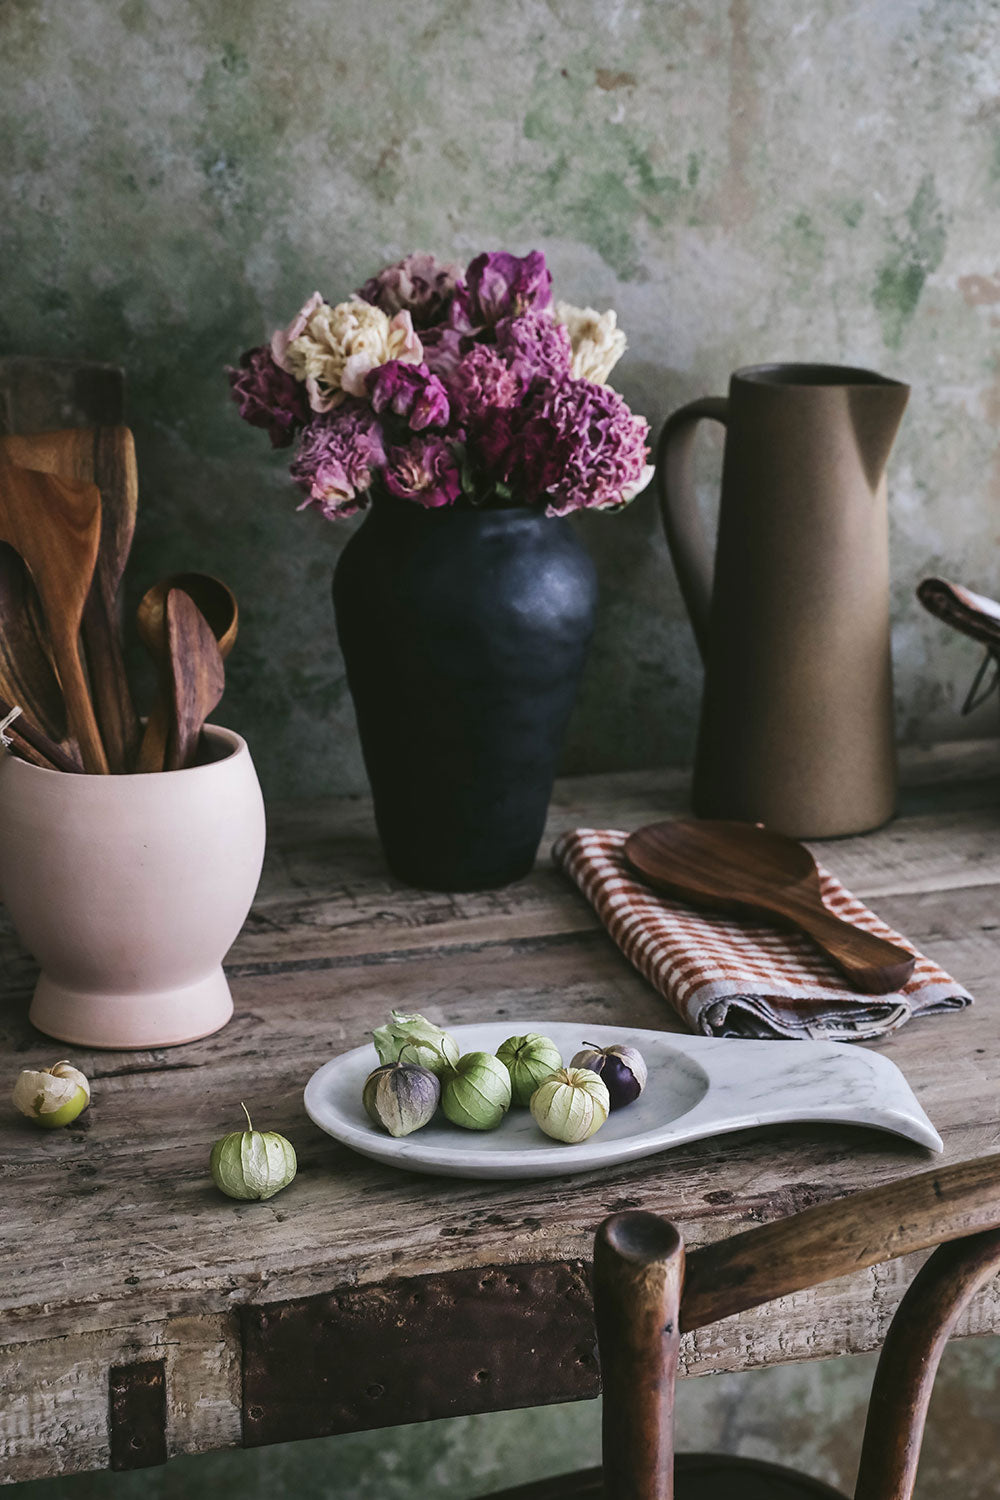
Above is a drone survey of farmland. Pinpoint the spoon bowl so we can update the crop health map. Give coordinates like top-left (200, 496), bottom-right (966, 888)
top-left (135, 573), bottom-right (237, 772)
top-left (624, 819), bottom-right (916, 995)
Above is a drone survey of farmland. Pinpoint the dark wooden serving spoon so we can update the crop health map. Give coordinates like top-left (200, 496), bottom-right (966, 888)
top-left (624, 819), bottom-right (916, 995)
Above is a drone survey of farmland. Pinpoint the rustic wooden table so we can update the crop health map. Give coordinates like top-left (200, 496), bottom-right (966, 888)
top-left (3, 740), bottom-right (1000, 1485)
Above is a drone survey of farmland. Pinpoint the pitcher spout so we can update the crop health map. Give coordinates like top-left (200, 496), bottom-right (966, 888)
top-left (847, 378), bottom-right (910, 491)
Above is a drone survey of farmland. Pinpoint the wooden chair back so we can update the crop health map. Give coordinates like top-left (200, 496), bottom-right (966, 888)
top-left (597, 1151), bottom-right (1000, 1500)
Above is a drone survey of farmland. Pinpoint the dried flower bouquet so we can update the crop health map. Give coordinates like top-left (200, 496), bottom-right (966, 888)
top-left (229, 249), bottom-right (653, 520)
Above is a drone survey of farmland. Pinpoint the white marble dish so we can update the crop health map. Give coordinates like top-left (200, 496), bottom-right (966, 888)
top-left (303, 1021), bottom-right (942, 1181)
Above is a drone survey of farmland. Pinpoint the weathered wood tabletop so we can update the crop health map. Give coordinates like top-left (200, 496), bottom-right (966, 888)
top-left (3, 740), bottom-right (1000, 1484)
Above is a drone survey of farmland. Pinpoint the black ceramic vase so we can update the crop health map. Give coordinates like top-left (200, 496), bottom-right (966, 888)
top-left (333, 496), bottom-right (598, 890)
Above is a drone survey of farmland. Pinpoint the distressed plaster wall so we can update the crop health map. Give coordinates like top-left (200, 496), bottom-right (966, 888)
top-left (2, 0), bottom-right (1000, 799)
top-left (4, 1), bottom-right (1000, 1495)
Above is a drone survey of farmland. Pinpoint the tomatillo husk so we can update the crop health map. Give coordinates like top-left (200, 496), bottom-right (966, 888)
top-left (530, 1067), bottom-right (609, 1144)
top-left (13, 1061), bottom-right (90, 1129)
top-left (210, 1105), bottom-right (297, 1201)
top-left (441, 1051), bottom-right (511, 1130)
top-left (496, 1033), bottom-right (562, 1107)
top-left (363, 1061), bottom-right (440, 1137)
top-left (373, 1010), bottom-right (460, 1079)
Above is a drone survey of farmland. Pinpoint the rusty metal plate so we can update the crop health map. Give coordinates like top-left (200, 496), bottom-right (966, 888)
top-left (241, 1259), bottom-right (598, 1447)
top-left (108, 1358), bottom-right (167, 1471)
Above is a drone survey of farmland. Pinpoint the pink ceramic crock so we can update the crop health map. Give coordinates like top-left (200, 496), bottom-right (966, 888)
top-left (0, 724), bottom-right (266, 1048)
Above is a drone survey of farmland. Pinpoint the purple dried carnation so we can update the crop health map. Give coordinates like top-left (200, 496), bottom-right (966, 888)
top-left (420, 326), bottom-right (466, 382)
top-left (450, 250), bottom-right (552, 334)
top-left (477, 376), bottom-right (652, 516)
top-left (383, 435), bottom-right (462, 509)
top-left (368, 361), bottom-right (450, 431)
top-left (227, 345), bottom-right (310, 448)
top-left (289, 400), bottom-right (385, 520)
top-left (357, 253), bottom-right (461, 329)
top-left (494, 311), bottom-right (571, 385)
top-left (450, 344), bottom-right (523, 428)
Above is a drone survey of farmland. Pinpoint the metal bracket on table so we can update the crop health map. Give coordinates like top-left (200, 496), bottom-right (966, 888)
top-left (240, 1259), bottom-right (599, 1448)
top-left (108, 1358), bottom-right (168, 1471)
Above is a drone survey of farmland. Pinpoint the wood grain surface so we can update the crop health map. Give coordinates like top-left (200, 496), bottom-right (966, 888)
top-left (2, 741), bottom-right (1000, 1482)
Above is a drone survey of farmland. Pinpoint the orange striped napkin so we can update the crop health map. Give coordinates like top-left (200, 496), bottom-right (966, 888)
top-left (552, 828), bottom-right (973, 1041)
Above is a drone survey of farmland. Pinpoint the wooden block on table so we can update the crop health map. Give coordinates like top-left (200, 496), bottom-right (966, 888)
top-left (0, 356), bottom-right (124, 435)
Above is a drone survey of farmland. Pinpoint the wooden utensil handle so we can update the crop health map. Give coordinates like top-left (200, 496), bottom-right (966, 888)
top-left (53, 632), bottom-right (109, 774)
top-left (786, 898), bottom-right (916, 994)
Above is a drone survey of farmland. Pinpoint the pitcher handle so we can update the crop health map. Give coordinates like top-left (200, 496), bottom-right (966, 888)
top-left (655, 396), bottom-right (729, 662)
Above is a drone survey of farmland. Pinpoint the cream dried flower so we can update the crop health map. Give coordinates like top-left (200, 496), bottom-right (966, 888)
top-left (553, 301), bottom-right (628, 385)
top-left (273, 297), bottom-right (423, 413)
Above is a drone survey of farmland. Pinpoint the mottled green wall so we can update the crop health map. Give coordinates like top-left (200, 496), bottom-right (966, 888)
top-left (4, 1), bottom-right (1000, 1493)
top-left (2, 0), bottom-right (999, 800)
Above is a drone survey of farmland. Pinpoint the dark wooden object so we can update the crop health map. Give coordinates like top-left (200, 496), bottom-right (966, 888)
top-left (0, 456), bottom-right (108, 772)
top-left (241, 1259), bottom-right (596, 1447)
top-left (595, 1214), bottom-right (683, 1500)
top-left (0, 542), bottom-right (74, 754)
top-left (0, 690), bottom-right (84, 773)
top-left (854, 1228), bottom-right (1000, 1500)
top-left (625, 819), bottom-right (916, 994)
top-left (164, 589), bottom-right (225, 771)
top-left (136, 572), bottom-right (237, 773)
top-left (1, 427), bottom-right (142, 773)
top-left (0, 357), bottom-right (123, 438)
top-left (483, 1154), bottom-right (1000, 1499)
top-left (108, 1359), bottom-right (168, 1472)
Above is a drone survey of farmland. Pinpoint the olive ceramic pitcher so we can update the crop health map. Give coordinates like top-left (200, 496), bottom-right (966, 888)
top-left (657, 363), bottom-right (909, 838)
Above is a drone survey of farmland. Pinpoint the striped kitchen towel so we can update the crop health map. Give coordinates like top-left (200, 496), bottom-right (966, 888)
top-left (552, 828), bottom-right (973, 1041)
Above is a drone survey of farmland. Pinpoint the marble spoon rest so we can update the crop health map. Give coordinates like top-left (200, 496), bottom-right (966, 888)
top-left (304, 1021), bottom-right (942, 1181)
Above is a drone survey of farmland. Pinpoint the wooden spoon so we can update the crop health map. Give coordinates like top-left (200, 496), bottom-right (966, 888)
top-left (0, 691), bottom-right (84, 773)
top-left (1, 427), bottom-right (140, 772)
top-left (0, 456), bottom-right (108, 773)
top-left (135, 573), bottom-right (238, 773)
top-left (0, 542), bottom-right (76, 754)
top-left (624, 819), bottom-right (917, 995)
top-left (164, 589), bottom-right (225, 770)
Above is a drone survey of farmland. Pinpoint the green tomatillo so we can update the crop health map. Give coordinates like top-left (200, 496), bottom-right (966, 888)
top-left (373, 1010), bottom-right (460, 1079)
top-left (363, 1061), bottom-right (440, 1137)
top-left (441, 1051), bottom-right (511, 1130)
top-left (13, 1061), bottom-right (90, 1128)
top-left (496, 1033), bottom-right (562, 1107)
top-left (210, 1104), bottom-right (297, 1201)
top-left (530, 1067), bottom-right (610, 1144)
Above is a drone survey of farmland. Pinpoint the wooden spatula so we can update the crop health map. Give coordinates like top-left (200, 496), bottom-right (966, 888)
top-left (1, 427), bottom-right (140, 772)
top-left (0, 457), bottom-right (107, 773)
top-left (624, 819), bottom-right (916, 995)
top-left (164, 588), bottom-right (225, 771)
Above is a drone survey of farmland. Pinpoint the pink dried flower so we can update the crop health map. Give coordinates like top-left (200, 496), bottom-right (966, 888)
top-left (494, 311), bottom-right (572, 385)
top-left (357, 252), bottom-right (462, 329)
top-left (451, 345), bottom-right (523, 429)
top-left (383, 435), bottom-right (462, 509)
top-left (368, 361), bottom-right (451, 431)
top-left (478, 377), bottom-right (653, 515)
top-left (421, 326), bottom-right (466, 382)
top-left (227, 345), bottom-right (310, 448)
top-left (289, 400), bottom-right (385, 520)
top-left (450, 251), bottom-right (553, 334)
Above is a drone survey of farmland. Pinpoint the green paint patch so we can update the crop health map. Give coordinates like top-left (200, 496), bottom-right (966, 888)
top-left (840, 198), bottom-right (865, 228)
top-left (519, 57), bottom-right (695, 277)
top-left (220, 42), bottom-right (249, 77)
top-left (873, 174), bottom-right (947, 349)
